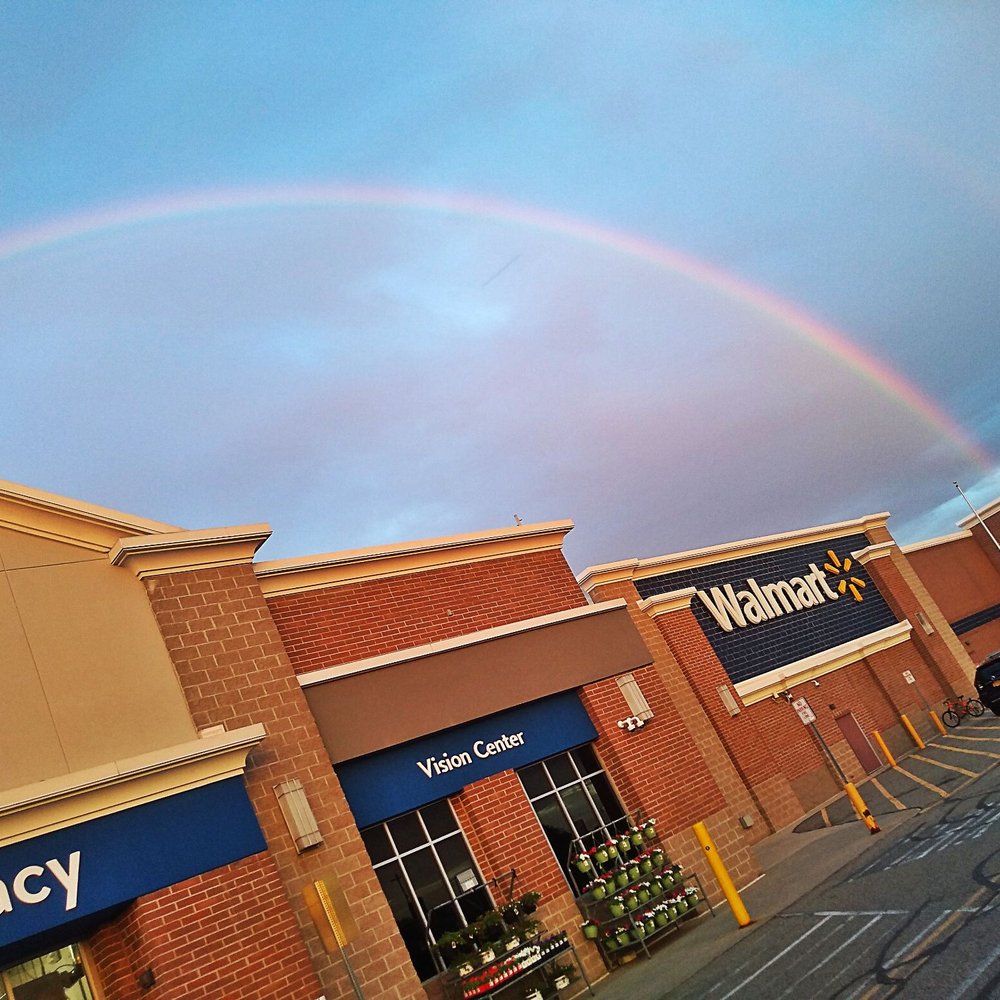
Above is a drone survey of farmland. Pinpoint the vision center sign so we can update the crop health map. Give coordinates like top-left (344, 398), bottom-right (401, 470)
top-left (336, 691), bottom-right (597, 827)
top-left (634, 533), bottom-right (899, 686)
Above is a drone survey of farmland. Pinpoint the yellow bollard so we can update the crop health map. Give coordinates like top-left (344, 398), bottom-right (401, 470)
top-left (929, 710), bottom-right (947, 737)
top-left (872, 730), bottom-right (896, 768)
top-left (691, 821), bottom-right (752, 927)
top-left (900, 713), bottom-right (925, 749)
top-left (843, 782), bottom-right (881, 834)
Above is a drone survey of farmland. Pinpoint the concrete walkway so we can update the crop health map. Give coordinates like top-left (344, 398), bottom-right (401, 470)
top-left (581, 713), bottom-right (1000, 1000)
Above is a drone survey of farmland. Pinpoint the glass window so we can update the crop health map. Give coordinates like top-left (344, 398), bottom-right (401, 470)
top-left (1, 945), bottom-right (94, 1000)
top-left (361, 801), bottom-right (490, 982)
top-left (517, 746), bottom-right (628, 886)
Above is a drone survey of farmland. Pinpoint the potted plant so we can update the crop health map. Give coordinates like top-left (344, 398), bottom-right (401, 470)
top-left (581, 919), bottom-right (600, 940)
top-left (574, 852), bottom-right (592, 874)
top-left (519, 891), bottom-right (541, 914)
top-left (605, 839), bottom-right (619, 860)
top-left (594, 844), bottom-right (609, 865)
top-left (651, 848), bottom-right (665, 868)
top-left (551, 964), bottom-right (574, 989)
top-left (614, 868), bottom-right (629, 888)
top-left (608, 898), bottom-right (626, 918)
top-left (627, 862), bottom-right (640, 881)
top-left (630, 825), bottom-right (644, 847)
top-left (643, 817), bottom-right (657, 840)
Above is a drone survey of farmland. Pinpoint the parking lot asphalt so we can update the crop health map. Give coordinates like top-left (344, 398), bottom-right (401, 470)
top-left (582, 712), bottom-right (1000, 1000)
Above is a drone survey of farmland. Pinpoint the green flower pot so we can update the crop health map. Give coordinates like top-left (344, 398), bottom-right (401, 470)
top-left (595, 847), bottom-right (609, 865)
top-left (651, 851), bottom-right (665, 868)
top-left (631, 832), bottom-right (644, 846)
top-left (607, 844), bottom-right (619, 859)
top-left (591, 884), bottom-right (607, 901)
top-left (609, 900), bottom-right (625, 917)
top-left (677, 900), bottom-right (688, 913)
top-left (625, 894), bottom-right (639, 911)
top-left (654, 912), bottom-right (669, 927)
top-left (627, 865), bottom-right (640, 881)
top-left (640, 859), bottom-right (653, 873)
top-left (616, 931), bottom-right (630, 947)
top-left (615, 871), bottom-right (629, 888)
top-left (644, 919), bottom-right (656, 933)
top-left (644, 824), bottom-right (656, 840)
top-left (583, 924), bottom-right (599, 940)
top-left (667, 906), bottom-right (678, 920)
top-left (637, 888), bottom-right (650, 904)
top-left (576, 857), bottom-right (592, 874)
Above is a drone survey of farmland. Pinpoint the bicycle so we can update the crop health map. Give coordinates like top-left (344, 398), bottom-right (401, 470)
top-left (941, 694), bottom-right (985, 728)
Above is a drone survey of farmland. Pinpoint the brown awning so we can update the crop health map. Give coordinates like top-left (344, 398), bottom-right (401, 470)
top-left (304, 602), bottom-right (652, 762)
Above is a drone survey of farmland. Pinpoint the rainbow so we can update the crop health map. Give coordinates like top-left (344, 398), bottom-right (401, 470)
top-left (0, 183), bottom-right (993, 469)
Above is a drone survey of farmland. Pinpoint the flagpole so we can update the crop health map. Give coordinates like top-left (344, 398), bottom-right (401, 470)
top-left (954, 481), bottom-right (1000, 556)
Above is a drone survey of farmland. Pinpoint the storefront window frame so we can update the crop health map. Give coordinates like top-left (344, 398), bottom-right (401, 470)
top-left (518, 743), bottom-right (630, 883)
top-left (362, 799), bottom-right (493, 982)
top-left (1, 942), bottom-right (103, 1000)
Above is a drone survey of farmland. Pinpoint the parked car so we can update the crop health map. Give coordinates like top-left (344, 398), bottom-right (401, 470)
top-left (973, 650), bottom-right (1000, 715)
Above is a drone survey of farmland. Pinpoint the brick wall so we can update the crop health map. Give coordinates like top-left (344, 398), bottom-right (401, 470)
top-left (266, 550), bottom-right (587, 674)
top-left (650, 605), bottom-right (803, 833)
top-left (587, 578), bottom-right (764, 879)
top-left (140, 563), bottom-right (425, 1000)
top-left (89, 853), bottom-right (321, 1000)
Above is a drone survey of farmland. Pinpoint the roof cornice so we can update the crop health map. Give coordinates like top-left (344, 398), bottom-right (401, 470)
top-left (578, 513), bottom-right (891, 593)
top-left (958, 494), bottom-right (1000, 529)
top-left (257, 519), bottom-right (574, 597)
top-left (110, 524), bottom-right (272, 578)
top-left (900, 530), bottom-right (972, 554)
top-left (0, 478), bottom-right (178, 553)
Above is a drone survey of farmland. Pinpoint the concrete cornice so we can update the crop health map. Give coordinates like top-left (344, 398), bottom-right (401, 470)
top-left (109, 524), bottom-right (272, 578)
top-left (901, 530), bottom-right (972, 554)
top-left (734, 621), bottom-right (912, 705)
top-left (638, 587), bottom-right (697, 617)
top-left (958, 494), bottom-right (1000, 529)
top-left (0, 478), bottom-right (178, 553)
top-left (0, 724), bottom-right (266, 848)
top-left (298, 598), bottom-right (625, 687)
top-left (578, 513), bottom-right (891, 593)
top-left (854, 541), bottom-right (895, 565)
top-left (257, 519), bottom-right (575, 597)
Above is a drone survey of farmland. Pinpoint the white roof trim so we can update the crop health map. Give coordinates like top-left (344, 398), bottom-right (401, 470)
top-left (298, 598), bottom-right (627, 687)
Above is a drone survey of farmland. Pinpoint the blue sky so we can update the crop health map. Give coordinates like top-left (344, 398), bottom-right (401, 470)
top-left (2, 2), bottom-right (999, 570)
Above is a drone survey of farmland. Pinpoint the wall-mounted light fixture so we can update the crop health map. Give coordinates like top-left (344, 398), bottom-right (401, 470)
top-left (616, 673), bottom-right (654, 721)
top-left (275, 778), bottom-right (324, 852)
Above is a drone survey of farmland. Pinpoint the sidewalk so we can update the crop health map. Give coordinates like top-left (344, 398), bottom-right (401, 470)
top-left (585, 810), bottom-right (914, 1000)
top-left (585, 714), bottom-right (1000, 999)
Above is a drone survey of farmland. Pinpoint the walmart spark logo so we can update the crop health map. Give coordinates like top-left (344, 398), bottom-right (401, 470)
top-left (823, 550), bottom-right (866, 602)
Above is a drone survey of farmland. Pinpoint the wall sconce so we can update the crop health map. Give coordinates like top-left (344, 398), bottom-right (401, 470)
top-left (456, 868), bottom-right (479, 892)
top-left (617, 715), bottom-right (646, 732)
top-left (616, 673), bottom-right (654, 722)
top-left (275, 778), bottom-right (324, 852)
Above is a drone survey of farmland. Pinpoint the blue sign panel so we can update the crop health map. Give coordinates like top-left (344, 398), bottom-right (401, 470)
top-left (0, 777), bottom-right (265, 951)
top-left (634, 533), bottom-right (899, 685)
top-left (337, 691), bottom-right (598, 827)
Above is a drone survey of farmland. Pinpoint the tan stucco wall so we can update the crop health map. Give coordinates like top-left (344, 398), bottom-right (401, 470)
top-left (0, 527), bottom-right (196, 789)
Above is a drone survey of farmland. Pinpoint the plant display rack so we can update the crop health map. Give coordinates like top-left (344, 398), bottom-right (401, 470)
top-left (569, 819), bottom-right (714, 970)
top-left (433, 872), bottom-right (595, 1000)
top-left (444, 929), bottom-right (593, 999)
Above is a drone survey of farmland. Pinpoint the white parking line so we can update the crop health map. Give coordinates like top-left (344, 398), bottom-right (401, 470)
top-left (714, 916), bottom-right (833, 1000)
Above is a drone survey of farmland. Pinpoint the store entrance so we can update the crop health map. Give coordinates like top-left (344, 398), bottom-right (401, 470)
top-left (0, 945), bottom-right (94, 1000)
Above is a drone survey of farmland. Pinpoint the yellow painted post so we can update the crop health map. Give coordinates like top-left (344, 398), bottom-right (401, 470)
top-left (900, 714), bottom-right (925, 749)
top-left (929, 710), bottom-right (947, 736)
top-left (872, 730), bottom-right (896, 768)
top-left (691, 821), bottom-right (752, 927)
top-left (843, 782), bottom-right (881, 834)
